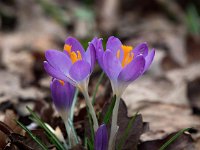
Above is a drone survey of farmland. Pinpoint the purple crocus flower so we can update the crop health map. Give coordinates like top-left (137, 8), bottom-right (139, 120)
top-left (50, 79), bottom-right (75, 111)
top-left (44, 37), bottom-right (99, 131)
top-left (94, 36), bottom-right (155, 97)
top-left (95, 124), bottom-right (108, 150)
top-left (44, 37), bottom-right (96, 90)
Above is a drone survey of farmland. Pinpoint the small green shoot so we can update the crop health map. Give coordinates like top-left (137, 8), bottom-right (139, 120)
top-left (87, 111), bottom-right (95, 149)
top-left (26, 106), bottom-right (66, 150)
top-left (16, 120), bottom-right (48, 150)
top-left (92, 72), bottom-right (104, 105)
top-left (86, 137), bottom-right (94, 150)
top-left (103, 95), bottom-right (116, 124)
top-left (117, 111), bottom-right (139, 150)
top-left (159, 128), bottom-right (191, 150)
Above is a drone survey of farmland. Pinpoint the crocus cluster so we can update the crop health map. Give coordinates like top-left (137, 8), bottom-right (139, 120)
top-left (44, 36), bottom-right (155, 150)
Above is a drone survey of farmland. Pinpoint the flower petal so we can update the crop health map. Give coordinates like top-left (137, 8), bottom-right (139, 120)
top-left (69, 60), bottom-right (91, 81)
top-left (85, 43), bottom-right (96, 71)
top-left (118, 56), bottom-right (145, 82)
top-left (106, 36), bottom-right (122, 54)
top-left (96, 49), bottom-right (104, 69)
top-left (45, 50), bottom-right (72, 75)
top-left (95, 124), bottom-right (108, 150)
top-left (91, 37), bottom-right (105, 69)
top-left (44, 61), bottom-right (68, 81)
top-left (103, 50), bottom-right (122, 80)
top-left (143, 48), bottom-right (155, 73)
top-left (65, 37), bottom-right (85, 56)
top-left (91, 37), bottom-right (103, 51)
top-left (133, 42), bottom-right (148, 57)
top-left (51, 79), bottom-right (75, 109)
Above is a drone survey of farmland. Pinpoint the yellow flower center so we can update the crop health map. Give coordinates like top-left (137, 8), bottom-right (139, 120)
top-left (59, 80), bottom-right (65, 86)
top-left (64, 44), bottom-right (82, 63)
top-left (117, 45), bottom-right (134, 67)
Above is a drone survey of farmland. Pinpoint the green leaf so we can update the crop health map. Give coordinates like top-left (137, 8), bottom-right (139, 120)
top-left (16, 120), bottom-right (48, 150)
top-left (86, 137), bottom-right (94, 150)
top-left (92, 72), bottom-right (104, 105)
top-left (103, 95), bottom-right (116, 124)
top-left (117, 112), bottom-right (139, 150)
top-left (88, 111), bottom-right (95, 145)
top-left (159, 128), bottom-right (191, 150)
top-left (186, 4), bottom-right (200, 35)
top-left (26, 106), bottom-right (66, 150)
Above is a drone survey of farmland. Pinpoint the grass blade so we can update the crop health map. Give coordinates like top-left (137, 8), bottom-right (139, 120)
top-left (103, 95), bottom-right (116, 124)
top-left (159, 128), bottom-right (191, 150)
top-left (92, 72), bottom-right (104, 105)
top-left (16, 120), bottom-right (48, 150)
top-left (117, 112), bottom-right (139, 150)
top-left (86, 137), bottom-right (93, 150)
top-left (88, 111), bottom-right (95, 145)
top-left (27, 106), bottom-right (66, 150)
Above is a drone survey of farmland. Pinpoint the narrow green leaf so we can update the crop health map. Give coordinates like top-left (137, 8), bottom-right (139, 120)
top-left (16, 120), bottom-right (48, 150)
top-left (86, 137), bottom-right (94, 150)
top-left (88, 111), bottom-right (95, 144)
top-left (26, 106), bottom-right (66, 150)
top-left (103, 95), bottom-right (116, 124)
top-left (159, 128), bottom-right (191, 150)
top-left (117, 112), bottom-right (139, 150)
top-left (92, 72), bottom-right (104, 105)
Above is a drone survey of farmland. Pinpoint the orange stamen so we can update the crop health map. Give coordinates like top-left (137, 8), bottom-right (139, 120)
top-left (63, 44), bottom-right (83, 64)
top-left (64, 44), bottom-right (72, 53)
top-left (117, 45), bottom-right (134, 67)
top-left (59, 80), bottom-right (65, 86)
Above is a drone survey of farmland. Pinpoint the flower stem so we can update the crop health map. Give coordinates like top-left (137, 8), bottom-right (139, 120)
top-left (70, 89), bottom-right (79, 122)
top-left (61, 111), bottom-right (77, 148)
top-left (83, 91), bottom-right (99, 132)
top-left (108, 96), bottom-right (121, 150)
top-left (64, 120), bottom-right (78, 147)
top-left (64, 121), bottom-right (72, 147)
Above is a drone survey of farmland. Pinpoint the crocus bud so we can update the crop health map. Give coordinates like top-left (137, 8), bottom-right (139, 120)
top-left (50, 79), bottom-right (75, 111)
top-left (95, 124), bottom-right (108, 150)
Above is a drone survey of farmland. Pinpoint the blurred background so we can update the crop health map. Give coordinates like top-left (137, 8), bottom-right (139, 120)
top-left (0, 0), bottom-right (200, 149)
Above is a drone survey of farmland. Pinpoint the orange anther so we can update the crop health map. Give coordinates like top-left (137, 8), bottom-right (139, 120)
top-left (64, 44), bottom-right (72, 53)
top-left (117, 45), bottom-right (134, 67)
top-left (59, 80), bottom-right (65, 86)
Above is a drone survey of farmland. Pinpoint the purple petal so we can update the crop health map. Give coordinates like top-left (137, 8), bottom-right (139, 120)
top-left (51, 79), bottom-right (75, 109)
top-left (90, 37), bottom-right (105, 68)
top-left (65, 37), bottom-right (85, 56)
top-left (95, 124), bottom-right (108, 150)
top-left (143, 48), bottom-right (155, 73)
top-left (106, 36), bottom-right (122, 54)
top-left (96, 49), bottom-right (104, 69)
top-left (44, 61), bottom-right (68, 81)
top-left (118, 56), bottom-right (145, 82)
top-left (133, 42), bottom-right (148, 57)
top-left (103, 51), bottom-right (122, 80)
top-left (91, 37), bottom-right (103, 51)
top-left (85, 43), bottom-right (96, 71)
top-left (45, 50), bottom-right (72, 75)
top-left (69, 60), bottom-right (91, 81)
